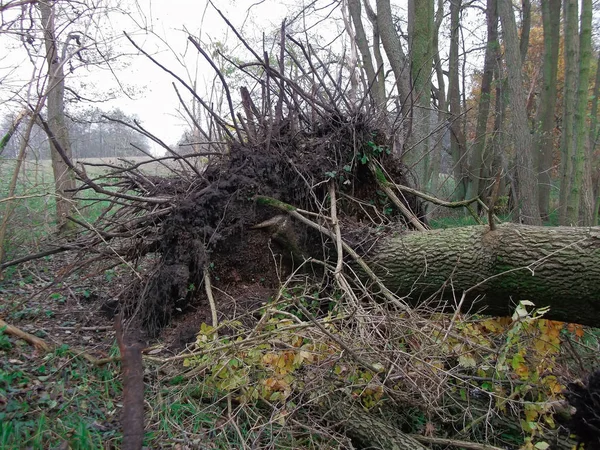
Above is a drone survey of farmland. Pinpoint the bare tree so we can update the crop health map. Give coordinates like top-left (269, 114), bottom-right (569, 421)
top-left (498, 0), bottom-right (541, 225)
top-left (40, 0), bottom-right (77, 232)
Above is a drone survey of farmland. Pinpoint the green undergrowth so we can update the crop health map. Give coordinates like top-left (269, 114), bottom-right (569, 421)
top-left (1, 290), bottom-right (598, 448)
top-left (0, 157), bottom-right (117, 261)
top-left (0, 335), bottom-right (122, 449)
top-left (178, 295), bottom-right (598, 450)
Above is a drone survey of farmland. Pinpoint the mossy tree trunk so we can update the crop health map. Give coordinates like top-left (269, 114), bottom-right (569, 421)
top-left (559, 0), bottom-right (579, 225)
top-left (535, 0), bottom-right (560, 221)
top-left (365, 223), bottom-right (600, 326)
top-left (568, 0), bottom-right (593, 225)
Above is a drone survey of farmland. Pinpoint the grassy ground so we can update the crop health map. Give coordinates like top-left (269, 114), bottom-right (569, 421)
top-left (0, 162), bottom-right (592, 449)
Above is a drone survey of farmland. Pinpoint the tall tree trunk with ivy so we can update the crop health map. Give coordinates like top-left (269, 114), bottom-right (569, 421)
top-left (567, 0), bottom-right (593, 225)
top-left (535, 0), bottom-right (560, 221)
top-left (497, 0), bottom-right (540, 224)
top-left (40, 1), bottom-right (77, 233)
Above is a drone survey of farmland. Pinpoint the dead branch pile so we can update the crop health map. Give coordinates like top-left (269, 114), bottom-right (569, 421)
top-left (0, 17), bottom-right (425, 338)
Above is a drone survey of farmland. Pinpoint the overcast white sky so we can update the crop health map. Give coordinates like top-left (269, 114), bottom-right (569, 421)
top-left (105, 0), bottom-right (292, 150)
top-left (0, 0), bottom-right (294, 153)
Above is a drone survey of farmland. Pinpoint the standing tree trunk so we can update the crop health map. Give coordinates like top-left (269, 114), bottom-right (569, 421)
top-left (429, 0), bottom-right (446, 199)
top-left (497, 0), bottom-right (541, 225)
top-left (559, 0), bottom-right (579, 225)
top-left (567, 0), bottom-right (593, 225)
top-left (347, 0), bottom-right (385, 108)
top-left (518, 0), bottom-right (531, 64)
top-left (465, 0), bottom-right (498, 208)
top-left (375, 0), bottom-right (412, 155)
top-left (590, 55), bottom-right (600, 224)
top-left (407, 0), bottom-right (434, 191)
top-left (40, 0), bottom-right (77, 233)
top-left (536, 0), bottom-right (560, 220)
top-left (375, 0), bottom-right (411, 117)
top-left (448, 0), bottom-right (466, 201)
top-left (363, 0), bottom-right (386, 107)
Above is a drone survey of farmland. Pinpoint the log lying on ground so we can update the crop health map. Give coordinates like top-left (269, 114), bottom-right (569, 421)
top-left (365, 223), bottom-right (600, 326)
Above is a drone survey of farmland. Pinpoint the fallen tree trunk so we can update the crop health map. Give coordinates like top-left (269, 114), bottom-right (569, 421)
top-left (366, 223), bottom-right (600, 326)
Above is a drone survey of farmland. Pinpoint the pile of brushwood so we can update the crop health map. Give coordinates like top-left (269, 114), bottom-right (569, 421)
top-left (3, 16), bottom-right (598, 450)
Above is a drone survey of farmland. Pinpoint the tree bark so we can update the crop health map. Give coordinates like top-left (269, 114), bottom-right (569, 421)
top-left (375, 0), bottom-right (410, 113)
top-left (448, 0), bottom-right (466, 201)
top-left (347, 0), bottom-right (385, 108)
top-left (363, 0), bottom-right (386, 106)
top-left (590, 55), bottom-right (600, 225)
top-left (406, 0), bottom-right (434, 190)
top-left (559, 0), bottom-right (579, 225)
top-left (40, 0), bottom-right (77, 233)
top-left (322, 398), bottom-right (428, 450)
top-left (429, 0), bottom-right (445, 199)
top-left (568, 0), bottom-right (593, 225)
top-left (375, 0), bottom-right (412, 150)
top-left (365, 223), bottom-right (600, 327)
top-left (535, 0), bottom-right (560, 221)
top-left (518, 0), bottom-right (531, 64)
top-left (497, 0), bottom-right (541, 225)
top-left (465, 0), bottom-right (498, 208)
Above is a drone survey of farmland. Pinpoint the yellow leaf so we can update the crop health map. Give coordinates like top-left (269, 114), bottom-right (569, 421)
top-left (263, 352), bottom-right (277, 365)
top-left (458, 354), bottom-right (477, 368)
top-left (300, 350), bottom-right (314, 363)
top-left (524, 404), bottom-right (539, 423)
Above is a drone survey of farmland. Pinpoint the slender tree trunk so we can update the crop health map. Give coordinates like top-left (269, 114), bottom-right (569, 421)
top-left (407, 0), bottom-right (434, 190)
top-left (448, 0), bottom-right (466, 201)
top-left (559, 0), bottom-right (579, 224)
top-left (465, 0), bottom-right (498, 208)
top-left (429, 0), bottom-right (445, 199)
top-left (497, 0), bottom-right (541, 224)
top-left (363, 0), bottom-right (386, 104)
top-left (590, 55), bottom-right (600, 224)
top-left (567, 0), bottom-right (593, 225)
top-left (375, 0), bottom-right (410, 112)
top-left (519, 0), bottom-right (531, 64)
top-left (341, 1), bottom-right (360, 105)
top-left (347, 0), bottom-right (385, 108)
top-left (488, 14), bottom-right (508, 203)
top-left (40, 0), bottom-right (77, 232)
top-left (375, 0), bottom-right (412, 153)
top-left (536, 0), bottom-right (560, 220)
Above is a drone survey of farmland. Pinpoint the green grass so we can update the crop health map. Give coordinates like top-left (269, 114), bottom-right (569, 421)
top-left (0, 334), bottom-right (122, 449)
top-left (0, 157), bottom-right (124, 262)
